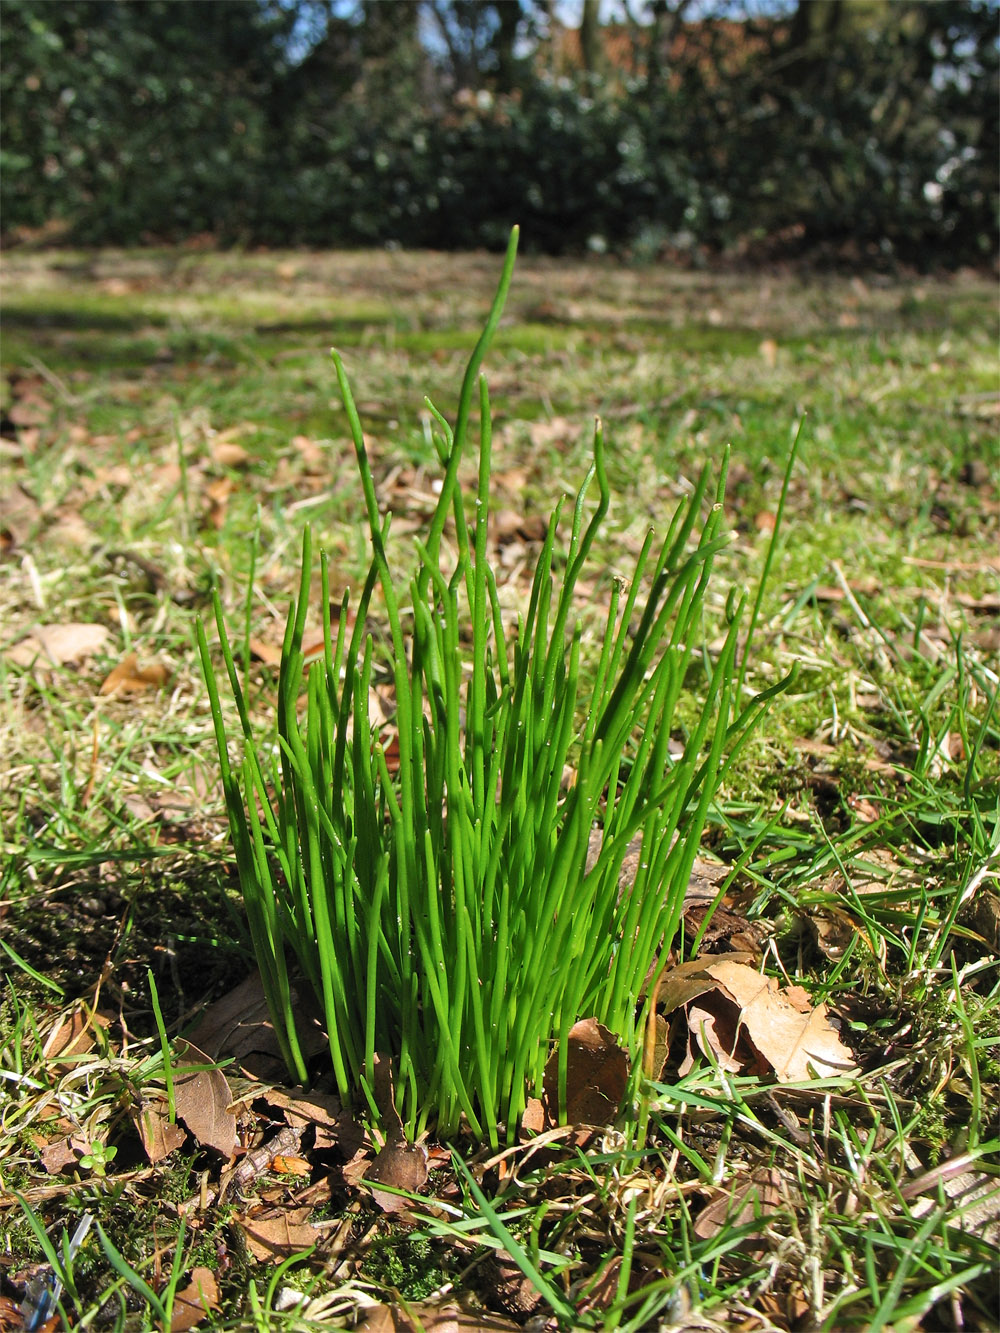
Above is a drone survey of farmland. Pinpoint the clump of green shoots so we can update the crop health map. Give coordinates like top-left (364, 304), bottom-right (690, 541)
top-left (199, 228), bottom-right (790, 1147)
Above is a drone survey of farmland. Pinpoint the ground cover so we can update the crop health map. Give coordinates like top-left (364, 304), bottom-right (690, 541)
top-left (0, 244), bottom-right (997, 1331)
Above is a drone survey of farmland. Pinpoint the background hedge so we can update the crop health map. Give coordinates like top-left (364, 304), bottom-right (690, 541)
top-left (2, 0), bottom-right (996, 265)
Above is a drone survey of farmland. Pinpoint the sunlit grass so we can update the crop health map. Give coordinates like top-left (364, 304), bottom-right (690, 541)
top-left (0, 242), bottom-right (996, 1329)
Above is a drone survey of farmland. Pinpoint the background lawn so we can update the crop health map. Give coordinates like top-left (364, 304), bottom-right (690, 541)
top-left (1, 247), bottom-right (997, 1331)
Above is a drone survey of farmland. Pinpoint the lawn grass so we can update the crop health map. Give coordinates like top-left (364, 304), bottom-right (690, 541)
top-left (1, 245), bottom-right (997, 1331)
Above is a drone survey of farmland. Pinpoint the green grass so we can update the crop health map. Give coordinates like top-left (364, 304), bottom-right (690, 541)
top-left (1, 243), bottom-right (997, 1331)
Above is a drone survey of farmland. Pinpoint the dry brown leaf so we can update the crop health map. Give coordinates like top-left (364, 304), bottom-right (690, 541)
top-left (644, 1012), bottom-right (671, 1083)
top-left (8, 392), bottom-right (51, 427)
top-left (209, 432), bottom-right (250, 467)
top-left (6, 622), bottom-right (110, 668)
top-left (527, 416), bottom-right (581, 449)
top-left (185, 972), bottom-right (327, 1080)
top-left (341, 1145), bottom-right (375, 1189)
top-left (956, 592), bottom-right (1000, 614)
top-left (203, 476), bottom-right (233, 529)
top-left (271, 1154), bottom-right (311, 1178)
top-left (135, 1094), bottom-right (187, 1165)
top-left (683, 999), bottom-right (748, 1075)
top-left (805, 906), bottom-right (860, 960)
top-left (290, 433), bottom-right (326, 471)
top-left (0, 1295), bottom-right (26, 1329)
top-left (491, 509), bottom-right (549, 544)
top-left (659, 956), bottom-right (748, 1014)
top-left (236, 1207), bottom-right (321, 1262)
top-left (169, 1267), bottom-right (220, 1331)
top-left (39, 1135), bottom-right (86, 1175)
top-left (695, 1167), bottom-right (784, 1242)
top-left (683, 903), bottom-right (770, 957)
top-left (98, 652), bottom-right (171, 696)
top-left (363, 1139), bottom-right (429, 1213)
top-left (662, 958), bottom-right (858, 1082)
top-left (482, 1254), bottom-right (546, 1318)
top-left (576, 1255), bottom-right (623, 1318)
top-left (847, 794), bottom-right (881, 824)
top-left (360, 1301), bottom-right (523, 1333)
top-left (248, 637), bottom-right (284, 666)
top-left (42, 1004), bottom-right (110, 1065)
top-left (0, 480), bottom-right (42, 550)
top-left (249, 635), bottom-right (327, 668)
top-left (171, 1041), bottom-right (238, 1158)
top-left (520, 1097), bottom-right (546, 1136)
top-left (262, 1089), bottom-right (362, 1154)
top-left (543, 1017), bottom-right (628, 1125)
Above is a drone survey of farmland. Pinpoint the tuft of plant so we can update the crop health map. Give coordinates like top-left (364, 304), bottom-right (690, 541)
top-left (199, 227), bottom-right (792, 1146)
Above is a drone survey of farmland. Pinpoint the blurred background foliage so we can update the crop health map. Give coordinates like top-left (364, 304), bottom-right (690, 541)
top-left (1, 0), bottom-right (996, 266)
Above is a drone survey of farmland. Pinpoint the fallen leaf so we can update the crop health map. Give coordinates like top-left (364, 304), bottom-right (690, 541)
top-left (98, 652), bottom-right (171, 696)
top-left (185, 972), bottom-right (327, 1080)
top-left (8, 392), bottom-right (51, 427)
top-left (169, 1267), bottom-right (220, 1331)
top-left (682, 903), bottom-right (770, 957)
top-left (662, 958), bottom-right (858, 1082)
top-left (290, 433), bottom-right (326, 471)
top-left (491, 508), bottom-right (549, 544)
top-left (847, 794), bottom-right (880, 824)
top-left (135, 1094), bottom-right (188, 1165)
top-left (956, 592), bottom-right (1000, 614)
top-left (6, 622), bottom-right (110, 668)
top-left (236, 1207), bottom-right (320, 1262)
top-left (341, 1145), bottom-right (375, 1189)
top-left (363, 1138), bottom-right (429, 1213)
top-left (0, 1295), bottom-right (26, 1331)
top-left (683, 999), bottom-right (748, 1074)
top-left (804, 906), bottom-right (860, 960)
top-left (262, 1089), bottom-right (362, 1154)
top-left (171, 1040), bottom-right (238, 1158)
top-left (575, 1255), bottom-right (622, 1317)
top-left (42, 1004), bottom-right (110, 1065)
top-left (482, 1254), bottom-right (546, 1318)
top-left (209, 435), bottom-right (250, 468)
top-left (658, 956), bottom-right (752, 1014)
top-left (644, 1012), bottom-right (671, 1083)
top-left (248, 637), bottom-right (284, 666)
top-left (271, 1154), bottom-right (311, 1177)
top-left (543, 1018), bottom-right (628, 1125)
top-left (695, 1166), bottom-right (784, 1242)
top-left (527, 416), bottom-right (582, 450)
top-left (360, 1301), bottom-right (523, 1332)
top-left (39, 1135), bottom-right (86, 1175)
top-left (203, 476), bottom-right (233, 529)
top-left (0, 480), bottom-right (42, 550)
top-left (520, 1098), bottom-right (546, 1136)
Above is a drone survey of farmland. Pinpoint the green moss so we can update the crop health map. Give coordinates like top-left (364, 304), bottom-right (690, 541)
top-left (361, 1232), bottom-right (447, 1301)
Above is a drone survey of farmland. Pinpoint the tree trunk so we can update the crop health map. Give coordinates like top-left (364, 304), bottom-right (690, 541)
top-left (580, 0), bottom-right (601, 74)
